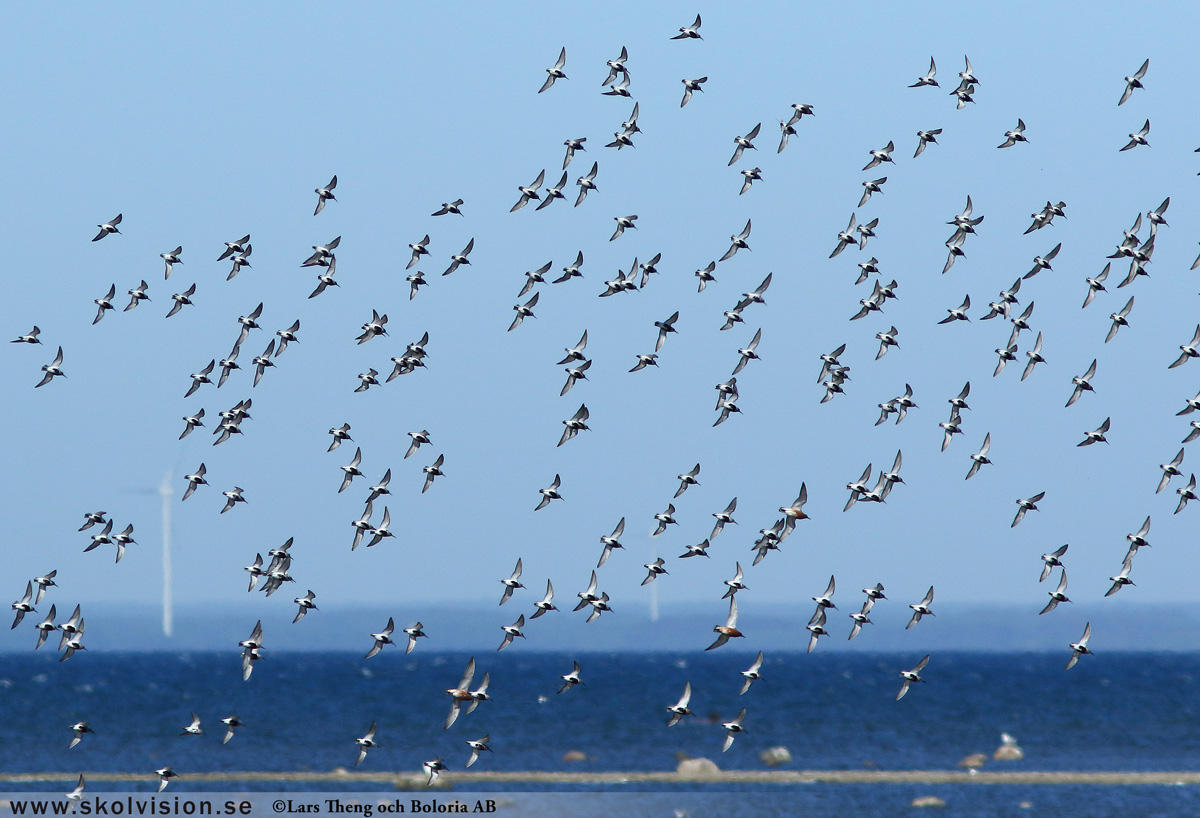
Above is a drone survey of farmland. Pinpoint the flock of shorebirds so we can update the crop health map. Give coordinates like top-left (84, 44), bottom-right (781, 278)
top-left (8, 13), bottom-right (1197, 796)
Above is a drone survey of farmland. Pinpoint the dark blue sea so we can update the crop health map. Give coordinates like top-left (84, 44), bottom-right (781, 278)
top-left (2, 651), bottom-right (1199, 816)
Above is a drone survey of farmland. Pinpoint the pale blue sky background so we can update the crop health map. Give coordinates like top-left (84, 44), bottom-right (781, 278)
top-left (3, 3), bottom-right (1200, 649)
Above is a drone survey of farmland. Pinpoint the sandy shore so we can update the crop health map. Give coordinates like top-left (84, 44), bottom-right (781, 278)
top-left (2, 770), bottom-right (1199, 785)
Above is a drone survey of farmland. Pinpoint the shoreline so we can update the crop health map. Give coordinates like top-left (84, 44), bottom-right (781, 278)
top-left (2, 770), bottom-right (1198, 786)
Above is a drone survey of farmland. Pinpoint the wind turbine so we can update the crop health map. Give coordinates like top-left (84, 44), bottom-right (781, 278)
top-left (159, 466), bottom-right (174, 637)
top-left (131, 464), bottom-right (177, 637)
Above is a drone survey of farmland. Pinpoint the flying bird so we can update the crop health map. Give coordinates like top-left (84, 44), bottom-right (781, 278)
top-left (366, 506), bottom-right (394, 547)
top-left (667, 683), bottom-right (694, 726)
top-left (672, 14), bottom-right (702, 39)
top-left (1025, 244), bottom-right (1061, 279)
top-left (532, 580), bottom-right (557, 618)
top-left (958, 55), bottom-right (981, 85)
top-left (859, 176), bottom-right (887, 207)
top-left (674, 465), bottom-right (700, 498)
top-left (1120, 120), bottom-right (1151, 151)
top-left (32, 571), bottom-right (56, 605)
top-left (721, 708), bottom-right (747, 752)
top-left (641, 558), bottom-right (668, 585)
top-left (1169, 326), bottom-right (1200, 368)
top-left (497, 614), bottom-right (525, 651)
top-left (92, 284), bottom-right (116, 324)
top-left (652, 503), bottom-right (678, 536)
top-left (629, 353), bottom-right (657, 372)
top-left (535, 173), bottom-right (569, 211)
top-left (739, 652), bottom-right (764, 695)
top-left (602, 46), bottom-right (630, 86)
top-left (1119, 59), bottom-right (1149, 105)
top-left (404, 622), bottom-right (427, 654)
top-left (510, 169), bottom-right (546, 212)
top-left (728, 123), bottom-right (761, 166)
top-left (180, 712), bottom-right (203, 737)
top-left (779, 484), bottom-right (809, 531)
top-left (292, 591), bottom-right (317, 623)
top-left (732, 328), bottom-right (762, 375)
top-left (1066, 623), bottom-right (1093, 669)
top-left (466, 735), bottom-right (492, 768)
top-left (914, 128), bottom-right (942, 158)
top-left (1040, 544), bottom-right (1068, 582)
top-left (1079, 418), bottom-right (1111, 446)
top-left (11, 326), bottom-right (41, 344)
top-left (92, 214), bottom-right (122, 241)
top-left (1012, 491), bottom-right (1045, 527)
top-left (965, 433), bottom-right (992, 479)
top-left (1177, 474), bottom-right (1198, 514)
top-left (654, 311), bottom-right (680, 351)
top-left (906, 586), bottom-right (935, 628)
top-left (1066, 359), bottom-right (1098, 407)
top-left (997, 119), bottom-right (1028, 148)
top-left (339, 447), bottom-right (364, 493)
top-left (1148, 196), bottom-right (1170, 228)
top-left (355, 722), bottom-right (378, 766)
top-left (508, 292), bottom-right (539, 331)
top-left (575, 163), bottom-right (599, 206)
top-left (610, 215), bottom-right (638, 241)
top-left (706, 596), bottom-right (744, 650)
top-left (124, 280), bottom-right (150, 311)
top-left (539, 47), bottom-right (567, 93)
top-left (863, 141), bottom-right (895, 171)
top-left (220, 487), bottom-right (246, 514)
top-left (558, 661), bottom-right (584, 694)
top-left (421, 455), bottom-right (445, 493)
top-left (910, 57), bottom-right (938, 87)
top-left (848, 602), bottom-right (873, 641)
top-left (10, 582), bottom-right (35, 629)
top-left (939, 294), bottom-right (971, 324)
top-left (720, 219), bottom-right (752, 262)
top-left (896, 655), bottom-right (930, 701)
top-left (364, 618), bottom-right (396, 659)
top-left (535, 475), bottom-right (563, 510)
top-left (1040, 570), bottom-right (1070, 615)
top-left (68, 721), bottom-right (93, 750)
top-left (65, 775), bottom-right (86, 801)
top-left (35, 346), bottom-right (66, 388)
top-left (562, 137), bottom-right (586, 169)
top-left (806, 609), bottom-right (829, 654)
top-left (681, 76), bottom-right (707, 107)
top-left (443, 239), bottom-right (475, 275)
top-left (559, 404), bottom-right (590, 446)
top-left (182, 463), bottom-right (207, 501)
top-left (1158, 449), bottom-right (1185, 493)
top-left (1021, 332), bottom-right (1046, 381)
top-left (602, 75), bottom-right (632, 98)
top-left (1105, 297), bottom-right (1135, 342)
top-left (560, 359), bottom-right (591, 396)
top-left (499, 559), bottom-right (524, 605)
top-left (431, 199), bottom-right (464, 217)
top-left (221, 715), bottom-right (244, 745)
top-left (313, 176), bottom-right (337, 215)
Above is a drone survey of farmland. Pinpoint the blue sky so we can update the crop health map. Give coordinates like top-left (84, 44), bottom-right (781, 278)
top-left (4, 2), bottom-right (1200, 653)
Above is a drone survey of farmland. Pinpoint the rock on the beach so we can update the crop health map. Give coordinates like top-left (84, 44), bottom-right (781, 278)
top-left (911, 796), bottom-right (947, 808)
top-left (957, 753), bottom-right (987, 769)
top-left (676, 757), bottom-right (720, 777)
top-left (759, 746), bottom-right (792, 766)
top-left (994, 743), bottom-right (1025, 760)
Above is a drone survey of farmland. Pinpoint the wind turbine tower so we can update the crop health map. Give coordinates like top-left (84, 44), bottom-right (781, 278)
top-left (159, 468), bottom-right (174, 637)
